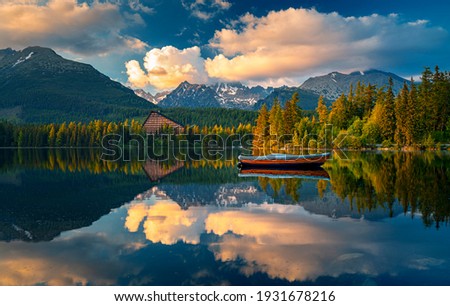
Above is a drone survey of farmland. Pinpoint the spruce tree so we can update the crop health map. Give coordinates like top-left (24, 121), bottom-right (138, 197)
top-left (253, 104), bottom-right (269, 150)
top-left (316, 96), bottom-right (328, 124)
top-left (329, 94), bottom-right (348, 130)
top-left (283, 92), bottom-right (301, 135)
top-left (381, 78), bottom-right (396, 141)
top-left (394, 83), bottom-right (409, 145)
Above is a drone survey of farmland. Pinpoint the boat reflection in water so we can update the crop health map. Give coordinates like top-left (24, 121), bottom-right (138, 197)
top-left (238, 167), bottom-right (330, 180)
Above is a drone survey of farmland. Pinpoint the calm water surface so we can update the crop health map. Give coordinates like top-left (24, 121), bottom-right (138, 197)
top-left (0, 149), bottom-right (449, 285)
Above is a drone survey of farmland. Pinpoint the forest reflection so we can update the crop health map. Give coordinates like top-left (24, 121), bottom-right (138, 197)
top-left (0, 149), bottom-right (238, 175)
top-left (251, 151), bottom-right (449, 228)
top-left (324, 151), bottom-right (449, 228)
top-left (1, 149), bottom-right (448, 227)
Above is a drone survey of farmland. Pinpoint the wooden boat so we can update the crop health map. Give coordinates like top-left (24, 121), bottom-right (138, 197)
top-left (238, 152), bottom-right (331, 168)
top-left (238, 168), bottom-right (330, 180)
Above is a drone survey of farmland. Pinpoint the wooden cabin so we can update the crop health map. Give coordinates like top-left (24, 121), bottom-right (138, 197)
top-left (142, 160), bottom-right (185, 181)
top-left (142, 111), bottom-right (184, 134)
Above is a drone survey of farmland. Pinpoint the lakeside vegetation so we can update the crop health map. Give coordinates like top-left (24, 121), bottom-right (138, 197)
top-left (0, 107), bottom-right (258, 147)
top-left (1, 67), bottom-right (448, 150)
top-left (253, 66), bottom-right (450, 152)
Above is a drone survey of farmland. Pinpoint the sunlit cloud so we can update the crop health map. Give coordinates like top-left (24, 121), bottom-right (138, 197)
top-left (125, 201), bottom-right (211, 245)
top-left (205, 205), bottom-right (335, 245)
top-left (0, 235), bottom-right (124, 285)
top-left (205, 8), bottom-right (449, 82)
top-left (125, 45), bottom-right (209, 90)
top-left (126, 7), bottom-right (448, 88)
top-left (0, 0), bottom-right (148, 56)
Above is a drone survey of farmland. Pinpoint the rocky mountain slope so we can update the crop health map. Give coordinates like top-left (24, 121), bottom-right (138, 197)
top-left (300, 69), bottom-right (409, 101)
top-left (0, 46), bottom-right (154, 123)
top-left (158, 81), bottom-right (272, 109)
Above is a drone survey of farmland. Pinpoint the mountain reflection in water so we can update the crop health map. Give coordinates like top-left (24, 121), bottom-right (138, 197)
top-left (0, 149), bottom-right (449, 285)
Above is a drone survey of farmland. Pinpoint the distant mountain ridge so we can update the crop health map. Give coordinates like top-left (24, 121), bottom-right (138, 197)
top-left (157, 70), bottom-right (409, 111)
top-left (254, 87), bottom-right (332, 111)
top-left (134, 89), bottom-right (169, 104)
top-left (300, 69), bottom-right (410, 101)
top-left (159, 81), bottom-right (221, 108)
top-left (157, 81), bottom-right (273, 109)
top-left (0, 45), bottom-right (412, 123)
top-left (0, 46), bottom-right (154, 123)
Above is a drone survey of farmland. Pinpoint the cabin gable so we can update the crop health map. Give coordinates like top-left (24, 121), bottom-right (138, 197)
top-left (143, 111), bottom-right (184, 134)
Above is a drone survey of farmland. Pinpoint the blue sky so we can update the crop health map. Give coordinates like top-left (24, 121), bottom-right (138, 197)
top-left (1, 0), bottom-right (449, 92)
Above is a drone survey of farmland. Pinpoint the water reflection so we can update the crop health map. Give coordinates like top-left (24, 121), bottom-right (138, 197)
top-left (119, 188), bottom-right (450, 284)
top-left (0, 149), bottom-right (449, 285)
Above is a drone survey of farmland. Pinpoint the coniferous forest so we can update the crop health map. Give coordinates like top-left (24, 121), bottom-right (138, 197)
top-left (253, 66), bottom-right (450, 152)
top-left (0, 67), bottom-right (449, 149)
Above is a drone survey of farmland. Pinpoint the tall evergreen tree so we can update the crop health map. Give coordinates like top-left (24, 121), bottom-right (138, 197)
top-left (432, 66), bottom-right (450, 132)
top-left (48, 124), bottom-right (56, 147)
top-left (418, 67), bottom-right (434, 136)
top-left (394, 83), bottom-right (409, 145)
top-left (316, 95), bottom-right (328, 124)
top-left (252, 104), bottom-right (269, 150)
top-left (283, 92), bottom-right (302, 135)
top-left (329, 94), bottom-right (349, 130)
top-left (380, 78), bottom-right (396, 141)
top-left (407, 80), bottom-right (419, 145)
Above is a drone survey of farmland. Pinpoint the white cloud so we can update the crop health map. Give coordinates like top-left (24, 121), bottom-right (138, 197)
top-left (125, 8), bottom-right (448, 89)
top-left (125, 201), bottom-right (211, 245)
top-left (125, 45), bottom-right (209, 90)
top-left (204, 8), bottom-right (449, 82)
top-left (0, 0), bottom-right (148, 56)
top-left (128, 0), bottom-right (154, 14)
top-left (182, 0), bottom-right (231, 20)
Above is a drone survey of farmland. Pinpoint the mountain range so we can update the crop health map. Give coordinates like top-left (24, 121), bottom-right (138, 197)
top-left (0, 46), bottom-right (154, 123)
top-left (299, 69), bottom-right (410, 101)
top-left (152, 81), bottom-right (273, 109)
top-left (0, 46), bottom-right (412, 124)
top-left (140, 70), bottom-right (409, 111)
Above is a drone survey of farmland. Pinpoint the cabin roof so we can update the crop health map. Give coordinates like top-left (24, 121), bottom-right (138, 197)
top-left (142, 110), bottom-right (184, 128)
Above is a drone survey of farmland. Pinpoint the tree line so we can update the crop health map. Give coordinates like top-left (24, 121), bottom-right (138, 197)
top-left (0, 119), bottom-right (253, 148)
top-left (0, 119), bottom-right (143, 147)
top-left (253, 66), bottom-right (450, 151)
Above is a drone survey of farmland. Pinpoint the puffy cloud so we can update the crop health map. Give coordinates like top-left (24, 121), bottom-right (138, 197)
top-left (0, 0), bottom-right (148, 55)
top-left (128, 0), bottom-right (154, 14)
top-left (125, 201), bottom-right (211, 245)
top-left (182, 0), bottom-right (232, 20)
top-left (125, 45), bottom-right (209, 90)
top-left (205, 206), bottom-right (334, 245)
top-left (205, 8), bottom-right (449, 82)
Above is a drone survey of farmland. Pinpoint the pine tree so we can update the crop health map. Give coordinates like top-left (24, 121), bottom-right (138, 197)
top-left (316, 95), bottom-right (328, 124)
top-left (432, 66), bottom-right (450, 132)
top-left (56, 123), bottom-right (67, 147)
top-left (418, 67), bottom-right (434, 135)
top-left (329, 94), bottom-right (349, 130)
top-left (379, 78), bottom-right (396, 141)
top-left (407, 80), bottom-right (419, 145)
top-left (283, 92), bottom-right (301, 135)
top-left (394, 83), bottom-right (409, 145)
top-left (362, 84), bottom-right (377, 118)
top-left (48, 124), bottom-right (56, 147)
top-left (269, 99), bottom-right (283, 149)
top-left (253, 104), bottom-right (269, 150)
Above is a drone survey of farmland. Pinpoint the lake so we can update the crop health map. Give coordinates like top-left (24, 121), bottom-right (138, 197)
top-left (0, 149), bottom-right (449, 285)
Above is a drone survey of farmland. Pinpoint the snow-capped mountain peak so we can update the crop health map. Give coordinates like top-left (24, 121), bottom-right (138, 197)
top-left (134, 89), bottom-right (170, 104)
top-left (300, 69), bottom-right (409, 100)
top-left (157, 81), bottom-right (273, 109)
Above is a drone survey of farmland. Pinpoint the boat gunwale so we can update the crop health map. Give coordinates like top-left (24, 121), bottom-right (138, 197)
top-left (238, 152), bottom-right (331, 162)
